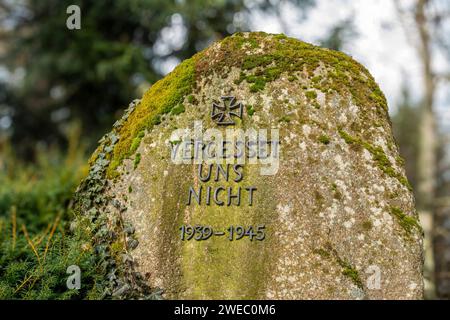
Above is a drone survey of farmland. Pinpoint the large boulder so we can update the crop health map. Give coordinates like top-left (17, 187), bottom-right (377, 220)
top-left (74, 32), bottom-right (423, 299)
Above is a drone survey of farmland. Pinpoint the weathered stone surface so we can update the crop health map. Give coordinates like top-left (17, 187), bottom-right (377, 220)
top-left (74, 32), bottom-right (424, 299)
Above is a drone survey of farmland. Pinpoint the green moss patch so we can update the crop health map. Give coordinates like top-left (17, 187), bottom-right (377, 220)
top-left (279, 115), bottom-right (291, 123)
top-left (246, 105), bottom-right (255, 116)
top-left (318, 135), bottom-right (331, 145)
top-left (389, 206), bottom-right (423, 236)
top-left (171, 104), bottom-right (186, 116)
top-left (105, 57), bottom-right (197, 177)
top-left (224, 32), bottom-right (387, 116)
top-left (314, 244), bottom-right (364, 289)
top-left (341, 263), bottom-right (363, 289)
top-left (338, 129), bottom-right (412, 190)
top-left (133, 153), bottom-right (141, 170)
top-left (306, 90), bottom-right (318, 100)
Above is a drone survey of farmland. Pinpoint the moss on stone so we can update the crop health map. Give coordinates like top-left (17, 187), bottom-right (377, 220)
top-left (362, 220), bottom-right (373, 231)
top-left (106, 56), bottom-right (197, 177)
top-left (279, 115), bottom-right (291, 123)
top-left (306, 90), bottom-right (318, 100)
top-left (133, 153), bottom-right (141, 169)
top-left (224, 32), bottom-right (388, 116)
top-left (314, 244), bottom-right (364, 289)
top-left (395, 155), bottom-right (405, 166)
top-left (110, 240), bottom-right (125, 257)
top-left (333, 189), bottom-right (343, 201)
top-left (341, 263), bottom-right (363, 289)
top-left (311, 75), bottom-right (322, 84)
top-left (197, 32), bottom-right (388, 140)
top-left (314, 190), bottom-right (324, 204)
top-left (338, 129), bottom-right (412, 190)
top-left (171, 104), bottom-right (186, 115)
top-left (313, 248), bottom-right (331, 258)
top-left (389, 206), bottom-right (423, 236)
top-left (338, 129), bottom-right (358, 145)
top-left (246, 105), bottom-right (255, 116)
top-left (318, 135), bottom-right (330, 145)
top-left (130, 130), bottom-right (145, 154)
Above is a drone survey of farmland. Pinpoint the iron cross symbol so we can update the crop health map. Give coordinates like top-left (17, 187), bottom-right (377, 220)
top-left (211, 96), bottom-right (243, 125)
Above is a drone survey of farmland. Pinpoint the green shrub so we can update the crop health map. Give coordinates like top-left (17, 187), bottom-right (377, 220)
top-left (0, 126), bottom-right (104, 299)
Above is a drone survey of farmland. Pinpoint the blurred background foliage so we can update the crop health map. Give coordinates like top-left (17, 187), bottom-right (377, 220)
top-left (0, 0), bottom-right (449, 299)
top-left (0, 123), bottom-right (105, 298)
top-left (0, 0), bottom-right (316, 158)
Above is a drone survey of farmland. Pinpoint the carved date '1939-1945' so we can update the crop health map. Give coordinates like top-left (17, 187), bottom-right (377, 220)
top-left (180, 225), bottom-right (265, 241)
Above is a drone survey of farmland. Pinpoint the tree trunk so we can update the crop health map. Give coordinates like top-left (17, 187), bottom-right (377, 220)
top-left (415, 0), bottom-right (437, 298)
top-left (416, 0), bottom-right (436, 210)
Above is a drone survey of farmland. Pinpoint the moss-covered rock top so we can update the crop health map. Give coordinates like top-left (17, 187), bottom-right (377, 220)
top-left (91, 32), bottom-right (388, 178)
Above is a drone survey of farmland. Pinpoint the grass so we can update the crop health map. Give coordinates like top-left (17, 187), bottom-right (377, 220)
top-left (0, 124), bottom-right (105, 299)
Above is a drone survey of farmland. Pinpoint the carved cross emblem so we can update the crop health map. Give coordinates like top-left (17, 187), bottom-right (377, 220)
top-left (211, 96), bottom-right (243, 125)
